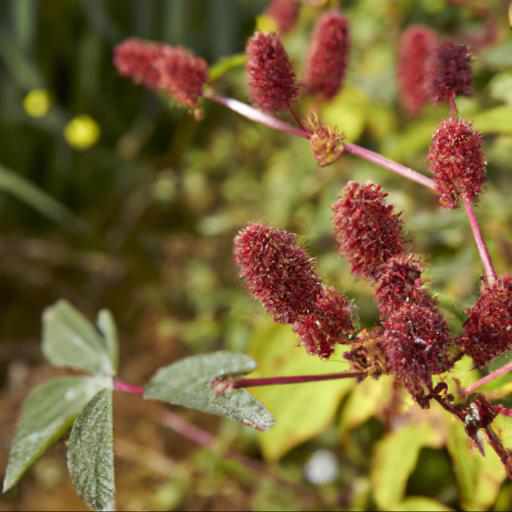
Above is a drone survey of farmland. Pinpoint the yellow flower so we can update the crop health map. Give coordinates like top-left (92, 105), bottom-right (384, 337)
top-left (64, 115), bottom-right (100, 150)
top-left (23, 89), bottom-right (51, 118)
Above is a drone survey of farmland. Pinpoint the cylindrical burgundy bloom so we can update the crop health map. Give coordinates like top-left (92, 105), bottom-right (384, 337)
top-left (383, 303), bottom-right (457, 404)
top-left (114, 38), bottom-right (208, 108)
top-left (293, 287), bottom-right (354, 358)
top-left (332, 181), bottom-right (406, 280)
top-left (264, 0), bottom-right (300, 35)
top-left (304, 11), bottom-right (350, 100)
top-left (428, 118), bottom-right (486, 208)
top-left (462, 275), bottom-right (512, 368)
top-left (246, 32), bottom-right (298, 113)
top-left (114, 38), bottom-right (163, 89)
top-left (233, 223), bottom-right (322, 323)
top-left (398, 26), bottom-right (438, 115)
top-left (375, 254), bottom-right (436, 316)
top-left (427, 41), bottom-right (472, 103)
top-left (155, 46), bottom-right (209, 107)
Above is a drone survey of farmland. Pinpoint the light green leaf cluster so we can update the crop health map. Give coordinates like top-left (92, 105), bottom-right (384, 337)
top-left (4, 300), bottom-right (119, 511)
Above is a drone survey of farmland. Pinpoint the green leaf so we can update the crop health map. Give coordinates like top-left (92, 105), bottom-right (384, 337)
top-left (144, 351), bottom-right (275, 431)
top-left (0, 163), bottom-right (85, 231)
top-left (67, 388), bottom-right (115, 512)
top-left (443, 410), bottom-right (505, 511)
top-left (248, 321), bottom-right (355, 461)
top-left (208, 53), bottom-right (246, 82)
top-left (339, 376), bottom-right (393, 440)
top-left (395, 497), bottom-right (452, 511)
top-left (42, 300), bottom-right (116, 376)
top-left (96, 309), bottom-right (119, 375)
top-left (320, 85), bottom-right (367, 142)
top-left (3, 375), bottom-right (110, 493)
top-left (472, 106), bottom-right (512, 135)
top-left (372, 421), bottom-right (442, 510)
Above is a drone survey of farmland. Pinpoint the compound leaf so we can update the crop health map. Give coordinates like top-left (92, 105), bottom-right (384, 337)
top-left (144, 351), bottom-right (275, 431)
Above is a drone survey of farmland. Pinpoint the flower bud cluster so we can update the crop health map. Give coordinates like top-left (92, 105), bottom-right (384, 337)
top-left (463, 275), bottom-right (512, 367)
top-left (398, 26), bottom-right (438, 115)
top-left (246, 32), bottom-right (298, 113)
top-left (114, 38), bottom-right (208, 108)
top-left (245, 8), bottom-right (350, 114)
top-left (303, 11), bottom-right (350, 100)
top-left (332, 181), bottom-right (406, 279)
top-left (428, 118), bottom-right (486, 208)
top-left (264, 0), bottom-right (301, 35)
top-left (234, 223), bottom-right (354, 358)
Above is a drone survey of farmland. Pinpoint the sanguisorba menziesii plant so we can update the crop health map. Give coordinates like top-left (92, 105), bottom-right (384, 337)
top-left (4, 3), bottom-right (512, 510)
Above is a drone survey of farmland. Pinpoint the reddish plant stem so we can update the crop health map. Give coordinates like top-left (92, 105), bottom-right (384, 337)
top-left (160, 411), bottom-right (325, 501)
top-left (431, 392), bottom-right (465, 422)
top-left (287, 102), bottom-right (308, 132)
top-left (233, 370), bottom-right (365, 388)
top-left (449, 94), bottom-right (457, 121)
top-left (464, 360), bottom-right (512, 396)
top-left (205, 89), bottom-right (309, 139)
top-left (114, 379), bottom-right (145, 395)
top-left (160, 411), bottom-right (267, 472)
top-left (463, 198), bottom-right (498, 285)
top-left (205, 90), bottom-right (438, 192)
top-left (344, 143), bottom-right (438, 191)
top-left (484, 425), bottom-right (512, 478)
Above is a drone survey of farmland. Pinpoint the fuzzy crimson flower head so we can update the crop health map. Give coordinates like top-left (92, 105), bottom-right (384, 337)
top-left (398, 26), bottom-right (438, 115)
top-left (155, 46), bottom-right (209, 108)
top-left (293, 287), bottom-right (354, 358)
top-left (114, 38), bottom-right (209, 108)
top-left (114, 38), bottom-right (163, 89)
top-left (332, 181), bottom-right (406, 280)
top-left (428, 118), bottom-right (486, 208)
top-left (303, 10), bottom-right (350, 100)
top-left (264, 0), bottom-right (300, 35)
top-left (462, 275), bottom-right (512, 368)
top-left (427, 41), bottom-right (472, 103)
top-left (233, 223), bottom-right (322, 324)
top-left (375, 254), bottom-right (435, 316)
top-left (383, 303), bottom-right (457, 405)
top-left (246, 32), bottom-right (298, 113)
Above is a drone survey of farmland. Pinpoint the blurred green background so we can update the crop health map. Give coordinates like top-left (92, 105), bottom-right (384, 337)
top-left (1, 0), bottom-right (512, 510)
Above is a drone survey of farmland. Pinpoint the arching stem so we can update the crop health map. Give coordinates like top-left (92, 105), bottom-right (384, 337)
top-left (463, 198), bottom-right (498, 285)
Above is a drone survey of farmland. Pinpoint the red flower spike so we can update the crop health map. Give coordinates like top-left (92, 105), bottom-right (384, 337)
top-left (114, 38), bottom-right (163, 89)
top-left (376, 254), bottom-right (436, 316)
top-left (383, 303), bottom-right (457, 405)
top-left (246, 32), bottom-right (298, 113)
top-left (332, 181), bottom-right (406, 280)
top-left (156, 46), bottom-right (209, 108)
top-left (306, 115), bottom-right (345, 167)
top-left (233, 223), bottom-right (322, 324)
top-left (114, 38), bottom-right (208, 108)
top-left (428, 118), bottom-right (486, 208)
top-left (398, 26), bottom-right (438, 115)
top-left (304, 11), bottom-right (350, 100)
top-left (293, 287), bottom-right (354, 358)
top-left (264, 0), bottom-right (300, 35)
top-left (427, 41), bottom-right (473, 103)
top-left (463, 275), bottom-right (512, 368)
